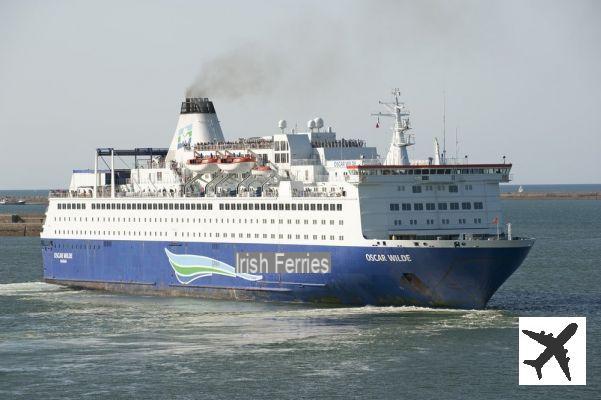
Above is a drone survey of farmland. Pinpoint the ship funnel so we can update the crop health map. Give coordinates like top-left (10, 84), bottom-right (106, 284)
top-left (166, 97), bottom-right (225, 164)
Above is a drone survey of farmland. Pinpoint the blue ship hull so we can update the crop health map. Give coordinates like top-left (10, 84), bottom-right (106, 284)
top-left (41, 239), bottom-right (531, 309)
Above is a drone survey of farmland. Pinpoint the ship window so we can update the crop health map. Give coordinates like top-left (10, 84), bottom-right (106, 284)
top-left (219, 203), bottom-right (224, 210)
top-left (449, 185), bottom-right (458, 193)
top-left (450, 202), bottom-right (459, 210)
top-left (426, 203), bottom-right (435, 210)
top-left (266, 204), bottom-right (271, 210)
top-left (185, 204), bottom-right (190, 210)
top-left (208, 204), bottom-right (212, 210)
top-left (462, 202), bottom-right (471, 210)
top-left (243, 203), bottom-right (248, 210)
top-left (235, 204), bottom-right (240, 210)
top-left (390, 203), bottom-right (399, 211)
top-left (168, 203), bottom-right (173, 210)
top-left (336, 204), bottom-right (342, 211)
top-left (402, 203), bottom-right (411, 211)
top-left (474, 202), bottom-right (483, 209)
top-left (152, 204), bottom-right (157, 210)
top-left (180, 203), bottom-right (185, 209)
top-left (277, 204), bottom-right (283, 210)
top-left (285, 204), bottom-right (290, 211)
top-left (317, 204), bottom-right (322, 211)
top-left (260, 204), bottom-right (265, 210)
top-left (304, 204), bottom-right (310, 211)
top-left (438, 203), bottom-right (447, 210)
top-left (66, 203), bottom-right (71, 210)
top-left (291, 204), bottom-right (297, 210)
top-left (414, 203), bottom-right (424, 211)
top-left (412, 185), bottom-right (422, 193)
top-left (311, 204), bottom-right (316, 211)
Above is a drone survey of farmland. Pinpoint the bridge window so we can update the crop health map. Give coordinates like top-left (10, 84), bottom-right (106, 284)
top-left (474, 202), bottom-right (484, 209)
top-left (414, 203), bottom-right (424, 211)
top-left (449, 185), bottom-right (458, 193)
top-left (450, 202), bottom-right (459, 210)
top-left (402, 203), bottom-right (411, 211)
top-left (390, 203), bottom-right (400, 211)
top-left (425, 203), bottom-right (435, 211)
top-left (438, 203), bottom-right (447, 210)
top-left (461, 202), bottom-right (472, 210)
top-left (412, 185), bottom-right (422, 193)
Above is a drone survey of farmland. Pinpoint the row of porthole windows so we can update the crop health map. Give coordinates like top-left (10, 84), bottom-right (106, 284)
top-left (53, 216), bottom-right (344, 226)
top-left (59, 202), bottom-right (344, 212)
top-left (219, 202), bottom-right (342, 211)
top-left (88, 202), bottom-right (212, 211)
top-left (57, 203), bottom-right (86, 210)
top-left (52, 229), bottom-right (344, 241)
top-left (390, 201), bottom-right (484, 211)
top-left (399, 184), bottom-right (474, 192)
top-left (392, 218), bottom-right (483, 226)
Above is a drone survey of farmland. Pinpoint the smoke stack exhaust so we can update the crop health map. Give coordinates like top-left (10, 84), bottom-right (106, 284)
top-left (166, 97), bottom-right (225, 164)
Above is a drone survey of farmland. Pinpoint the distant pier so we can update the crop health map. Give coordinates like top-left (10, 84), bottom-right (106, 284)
top-left (0, 214), bottom-right (44, 237)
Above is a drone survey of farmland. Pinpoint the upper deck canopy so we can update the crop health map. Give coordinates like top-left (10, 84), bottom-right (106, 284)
top-left (96, 148), bottom-right (169, 157)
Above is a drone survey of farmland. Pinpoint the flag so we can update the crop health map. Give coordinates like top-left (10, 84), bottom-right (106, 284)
top-left (492, 216), bottom-right (499, 225)
top-left (376, 122), bottom-right (379, 128)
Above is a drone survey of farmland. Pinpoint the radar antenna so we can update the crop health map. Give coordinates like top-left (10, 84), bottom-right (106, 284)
top-left (371, 88), bottom-right (413, 165)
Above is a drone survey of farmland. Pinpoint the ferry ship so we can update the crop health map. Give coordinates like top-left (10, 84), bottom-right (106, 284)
top-left (41, 90), bottom-right (534, 309)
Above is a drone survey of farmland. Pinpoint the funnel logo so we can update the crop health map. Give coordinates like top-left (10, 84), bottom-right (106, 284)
top-left (519, 317), bottom-right (586, 385)
top-left (177, 124), bottom-right (193, 149)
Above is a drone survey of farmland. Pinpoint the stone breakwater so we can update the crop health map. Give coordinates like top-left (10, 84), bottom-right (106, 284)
top-left (0, 214), bottom-right (44, 236)
top-left (501, 192), bottom-right (600, 200)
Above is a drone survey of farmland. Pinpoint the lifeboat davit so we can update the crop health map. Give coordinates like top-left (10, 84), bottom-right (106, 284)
top-left (218, 156), bottom-right (256, 173)
top-left (251, 166), bottom-right (272, 176)
top-left (186, 157), bottom-right (220, 174)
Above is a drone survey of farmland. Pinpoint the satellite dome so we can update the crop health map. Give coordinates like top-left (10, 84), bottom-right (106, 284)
top-left (278, 120), bottom-right (287, 129)
top-left (314, 117), bottom-right (324, 129)
top-left (307, 120), bottom-right (316, 129)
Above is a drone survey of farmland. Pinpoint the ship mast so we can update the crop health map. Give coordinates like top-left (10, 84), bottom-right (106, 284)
top-left (372, 89), bottom-right (413, 165)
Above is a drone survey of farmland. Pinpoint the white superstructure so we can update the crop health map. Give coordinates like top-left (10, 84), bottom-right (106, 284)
top-left (43, 93), bottom-right (515, 248)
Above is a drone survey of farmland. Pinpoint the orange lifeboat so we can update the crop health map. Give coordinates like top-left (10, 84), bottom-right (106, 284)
top-left (186, 156), bottom-right (220, 174)
top-left (251, 165), bottom-right (272, 176)
top-left (218, 155), bottom-right (256, 173)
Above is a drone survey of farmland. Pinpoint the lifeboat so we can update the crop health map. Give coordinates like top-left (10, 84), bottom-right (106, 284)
top-left (186, 157), bottom-right (220, 174)
top-left (251, 165), bottom-right (272, 176)
top-left (218, 155), bottom-right (256, 173)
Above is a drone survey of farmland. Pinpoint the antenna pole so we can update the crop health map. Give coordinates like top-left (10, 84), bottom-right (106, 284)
top-left (443, 90), bottom-right (446, 163)
top-left (455, 126), bottom-right (459, 161)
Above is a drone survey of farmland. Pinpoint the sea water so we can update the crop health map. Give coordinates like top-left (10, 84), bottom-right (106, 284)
top-left (0, 200), bottom-right (599, 399)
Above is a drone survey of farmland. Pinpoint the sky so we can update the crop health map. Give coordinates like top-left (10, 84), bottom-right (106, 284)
top-left (1, 0), bottom-right (600, 189)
